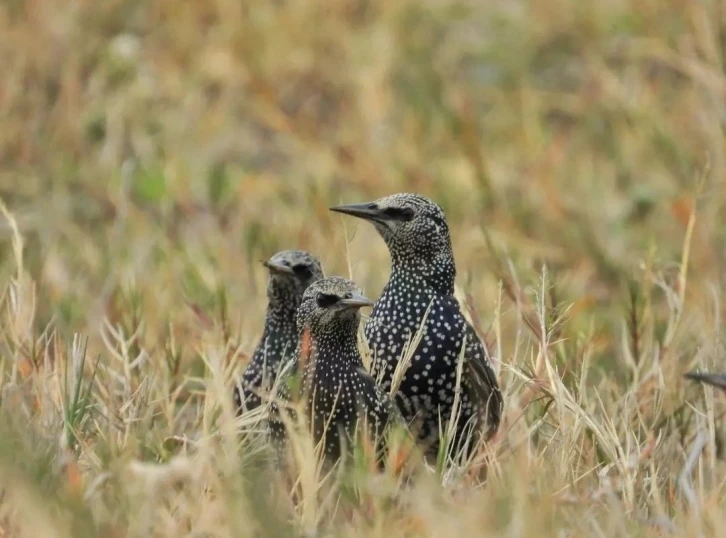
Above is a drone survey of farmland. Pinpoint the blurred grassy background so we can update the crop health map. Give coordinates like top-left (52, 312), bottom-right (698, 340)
top-left (1, 0), bottom-right (726, 536)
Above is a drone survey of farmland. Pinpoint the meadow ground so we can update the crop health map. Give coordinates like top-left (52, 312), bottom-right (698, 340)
top-left (1, 0), bottom-right (726, 536)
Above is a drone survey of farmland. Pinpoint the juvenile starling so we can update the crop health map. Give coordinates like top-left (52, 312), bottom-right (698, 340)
top-left (330, 193), bottom-right (503, 461)
top-left (234, 250), bottom-right (324, 414)
top-left (268, 276), bottom-right (402, 463)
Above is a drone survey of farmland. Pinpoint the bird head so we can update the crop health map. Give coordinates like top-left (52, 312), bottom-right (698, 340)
top-left (297, 276), bottom-right (373, 336)
top-left (330, 193), bottom-right (453, 269)
top-left (263, 250), bottom-right (324, 301)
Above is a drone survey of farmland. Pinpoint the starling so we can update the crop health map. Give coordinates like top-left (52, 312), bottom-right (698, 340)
top-left (330, 193), bottom-right (503, 461)
top-left (685, 371), bottom-right (726, 391)
top-left (234, 250), bottom-right (324, 414)
top-left (268, 276), bottom-right (402, 463)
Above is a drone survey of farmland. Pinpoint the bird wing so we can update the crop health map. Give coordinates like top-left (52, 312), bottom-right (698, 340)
top-left (464, 320), bottom-right (503, 435)
top-left (356, 366), bottom-right (406, 426)
top-left (441, 295), bottom-right (503, 438)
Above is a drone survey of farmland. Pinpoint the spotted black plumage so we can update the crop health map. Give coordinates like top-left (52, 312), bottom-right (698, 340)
top-left (268, 276), bottom-right (402, 463)
top-left (234, 250), bottom-right (324, 414)
top-left (330, 193), bottom-right (503, 461)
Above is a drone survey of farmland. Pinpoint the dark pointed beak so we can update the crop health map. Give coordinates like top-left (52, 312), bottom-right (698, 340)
top-left (329, 202), bottom-right (386, 222)
top-left (339, 292), bottom-right (374, 309)
top-left (684, 371), bottom-right (726, 391)
top-left (263, 259), bottom-right (293, 274)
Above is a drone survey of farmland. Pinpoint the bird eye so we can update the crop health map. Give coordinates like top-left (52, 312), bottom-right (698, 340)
top-left (383, 207), bottom-right (414, 221)
top-left (316, 293), bottom-right (340, 308)
top-left (292, 264), bottom-right (312, 279)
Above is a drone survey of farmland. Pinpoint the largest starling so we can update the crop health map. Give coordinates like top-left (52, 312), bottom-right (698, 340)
top-left (268, 276), bottom-right (402, 463)
top-left (234, 250), bottom-right (324, 414)
top-left (330, 193), bottom-right (503, 461)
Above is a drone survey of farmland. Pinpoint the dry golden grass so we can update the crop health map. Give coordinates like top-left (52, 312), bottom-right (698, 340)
top-left (1, 0), bottom-right (726, 536)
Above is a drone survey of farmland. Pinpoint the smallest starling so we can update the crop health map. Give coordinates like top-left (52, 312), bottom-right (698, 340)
top-left (234, 250), bottom-right (323, 414)
top-left (268, 276), bottom-right (403, 464)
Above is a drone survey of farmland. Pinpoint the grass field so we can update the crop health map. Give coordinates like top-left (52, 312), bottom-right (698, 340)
top-left (2, 0), bottom-right (726, 536)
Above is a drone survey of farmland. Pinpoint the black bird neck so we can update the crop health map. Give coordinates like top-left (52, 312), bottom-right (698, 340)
top-left (389, 249), bottom-right (456, 296)
top-left (264, 281), bottom-right (301, 335)
top-left (305, 319), bottom-right (362, 367)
